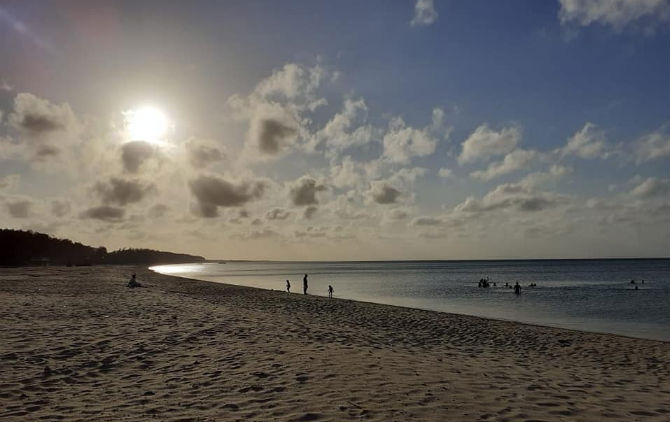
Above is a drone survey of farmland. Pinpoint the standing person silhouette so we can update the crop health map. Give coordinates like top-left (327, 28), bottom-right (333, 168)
top-left (328, 285), bottom-right (333, 298)
top-left (514, 282), bottom-right (521, 295)
top-left (286, 279), bottom-right (291, 293)
top-left (303, 274), bottom-right (308, 295)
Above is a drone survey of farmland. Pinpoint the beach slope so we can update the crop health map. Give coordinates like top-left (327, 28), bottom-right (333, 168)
top-left (1, 266), bottom-right (668, 421)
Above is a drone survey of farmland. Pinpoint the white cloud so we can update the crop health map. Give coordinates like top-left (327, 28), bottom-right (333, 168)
top-left (455, 183), bottom-right (570, 213)
top-left (459, 124), bottom-right (520, 164)
top-left (4, 93), bottom-right (80, 165)
top-left (558, 0), bottom-right (669, 30)
top-left (383, 112), bottom-right (442, 164)
top-left (0, 174), bottom-right (19, 190)
top-left (470, 149), bottom-right (538, 181)
top-left (630, 177), bottom-right (669, 198)
top-left (633, 126), bottom-right (670, 163)
top-left (520, 165), bottom-right (571, 188)
top-left (330, 156), bottom-right (363, 189)
top-left (561, 122), bottom-right (609, 159)
top-left (438, 168), bottom-right (453, 178)
top-left (314, 97), bottom-right (377, 155)
top-left (411, 0), bottom-right (438, 27)
top-left (227, 63), bottom-right (328, 159)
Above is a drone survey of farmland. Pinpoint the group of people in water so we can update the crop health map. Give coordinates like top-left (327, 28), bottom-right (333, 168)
top-left (285, 274), bottom-right (334, 298)
top-left (478, 277), bottom-right (528, 295)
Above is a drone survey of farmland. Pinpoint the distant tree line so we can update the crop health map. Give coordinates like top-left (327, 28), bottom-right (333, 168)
top-left (0, 229), bottom-right (205, 266)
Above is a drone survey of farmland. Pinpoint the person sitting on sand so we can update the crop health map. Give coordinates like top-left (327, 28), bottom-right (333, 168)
top-left (286, 279), bottom-right (291, 293)
top-left (303, 274), bottom-right (308, 295)
top-left (127, 273), bottom-right (142, 288)
top-left (514, 282), bottom-right (521, 295)
top-left (328, 284), bottom-right (333, 298)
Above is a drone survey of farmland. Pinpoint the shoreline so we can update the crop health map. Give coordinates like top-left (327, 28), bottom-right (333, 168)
top-left (150, 265), bottom-right (670, 343)
top-left (1, 265), bottom-right (668, 421)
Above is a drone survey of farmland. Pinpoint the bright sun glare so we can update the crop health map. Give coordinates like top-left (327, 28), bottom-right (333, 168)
top-left (125, 106), bottom-right (170, 144)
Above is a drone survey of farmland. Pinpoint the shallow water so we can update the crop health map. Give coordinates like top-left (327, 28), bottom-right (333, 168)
top-left (152, 259), bottom-right (670, 341)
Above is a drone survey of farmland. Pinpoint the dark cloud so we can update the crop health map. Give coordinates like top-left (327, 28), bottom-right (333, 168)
top-left (257, 119), bottom-right (297, 154)
top-left (6, 200), bottom-right (31, 218)
top-left (148, 204), bottom-right (169, 218)
top-left (370, 183), bottom-right (401, 204)
top-left (266, 208), bottom-right (291, 220)
top-left (412, 216), bottom-right (442, 226)
top-left (517, 197), bottom-right (556, 212)
top-left (35, 144), bottom-right (60, 158)
top-left (303, 206), bottom-right (318, 219)
top-left (189, 174), bottom-right (266, 217)
top-left (388, 209), bottom-right (409, 220)
top-left (290, 177), bottom-right (326, 206)
top-left (80, 205), bottom-right (124, 222)
top-left (121, 141), bottom-right (155, 173)
top-left (51, 200), bottom-right (71, 217)
top-left (9, 93), bottom-right (72, 134)
top-left (94, 177), bottom-right (155, 206)
top-left (419, 231), bottom-right (448, 239)
top-left (19, 114), bottom-right (65, 133)
top-left (186, 140), bottom-right (224, 168)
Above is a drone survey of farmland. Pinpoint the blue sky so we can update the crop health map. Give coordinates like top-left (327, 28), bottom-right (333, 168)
top-left (0, 0), bottom-right (668, 259)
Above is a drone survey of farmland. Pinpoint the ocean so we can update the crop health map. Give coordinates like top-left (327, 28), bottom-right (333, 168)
top-left (151, 259), bottom-right (670, 341)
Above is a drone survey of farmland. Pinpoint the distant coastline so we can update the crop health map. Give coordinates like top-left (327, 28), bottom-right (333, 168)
top-left (0, 229), bottom-right (205, 266)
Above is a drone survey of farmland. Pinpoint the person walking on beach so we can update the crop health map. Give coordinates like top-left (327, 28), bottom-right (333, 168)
top-left (514, 282), bottom-right (521, 295)
top-left (328, 284), bottom-right (333, 298)
top-left (303, 274), bottom-right (308, 295)
top-left (286, 279), bottom-right (291, 293)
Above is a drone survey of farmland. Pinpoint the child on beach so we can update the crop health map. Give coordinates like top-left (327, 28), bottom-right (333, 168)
top-left (286, 279), bottom-right (291, 293)
top-left (328, 285), bottom-right (333, 298)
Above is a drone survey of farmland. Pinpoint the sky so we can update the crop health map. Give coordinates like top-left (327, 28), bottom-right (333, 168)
top-left (0, 0), bottom-right (668, 260)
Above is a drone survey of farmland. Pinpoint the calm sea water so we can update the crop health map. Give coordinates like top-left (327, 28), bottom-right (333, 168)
top-left (151, 259), bottom-right (670, 341)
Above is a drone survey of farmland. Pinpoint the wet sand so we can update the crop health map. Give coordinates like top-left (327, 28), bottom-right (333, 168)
top-left (0, 265), bottom-right (668, 421)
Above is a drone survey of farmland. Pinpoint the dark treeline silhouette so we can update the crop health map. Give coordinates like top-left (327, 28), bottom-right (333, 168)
top-left (0, 229), bottom-right (205, 266)
top-left (104, 248), bottom-right (205, 265)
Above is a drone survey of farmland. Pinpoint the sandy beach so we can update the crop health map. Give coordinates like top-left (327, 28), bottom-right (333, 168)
top-left (0, 265), bottom-right (668, 422)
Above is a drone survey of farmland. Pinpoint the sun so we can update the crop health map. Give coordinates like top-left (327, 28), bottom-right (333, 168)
top-left (124, 106), bottom-right (170, 144)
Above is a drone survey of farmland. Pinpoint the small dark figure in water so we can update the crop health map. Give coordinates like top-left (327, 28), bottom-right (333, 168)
top-left (286, 279), bottom-right (291, 293)
top-left (127, 273), bottom-right (142, 288)
top-left (630, 279), bottom-right (636, 284)
top-left (303, 274), bottom-right (308, 295)
top-left (328, 285), bottom-right (334, 298)
top-left (635, 285), bottom-right (639, 290)
top-left (514, 282), bottom-right (521, 295)
top-left (493, 282), bottom-right (497, 287)
top-left (505, 282), bottom-right (509, 288)
top-left (641, 280), bottom-right (645, 284)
